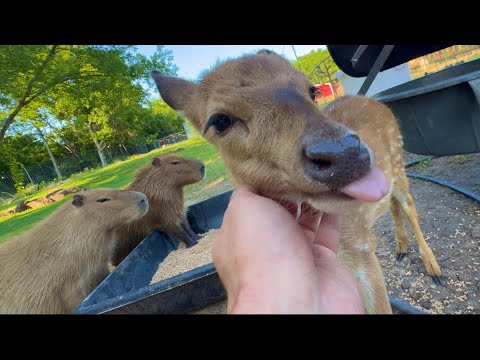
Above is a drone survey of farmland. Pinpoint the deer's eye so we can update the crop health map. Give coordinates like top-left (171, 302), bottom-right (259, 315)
top-left (309, 86), bottom-right (318, 101)
top-left (204, 114), bottom-right (234, 135)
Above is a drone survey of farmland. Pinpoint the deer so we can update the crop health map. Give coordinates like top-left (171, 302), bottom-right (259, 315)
top-left (150, 49), bottom-right (442, 314)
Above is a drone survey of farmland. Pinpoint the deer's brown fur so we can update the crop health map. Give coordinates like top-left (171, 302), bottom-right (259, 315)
top-left (151, 50), bottom-right (441, 314)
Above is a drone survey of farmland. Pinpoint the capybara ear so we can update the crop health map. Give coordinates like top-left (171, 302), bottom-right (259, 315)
top-left (152, 157), bottom-right (162, 167)
top-left (72, 195), bottom-right (84, 207)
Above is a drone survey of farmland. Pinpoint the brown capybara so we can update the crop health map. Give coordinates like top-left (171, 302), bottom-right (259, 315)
top-left (0, 188), bottom-right (148, 314)
top-left (110, 154), bottom-right (205, 266)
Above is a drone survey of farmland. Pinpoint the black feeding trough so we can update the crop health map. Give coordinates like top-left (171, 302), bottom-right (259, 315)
top-left (328, 45), bottom-right (480, 156)
top-left (76, 191), bottom-right (232, 315)
top-left (374, 59), bottom-right (480, 156)
top-left (76, 189), bottom-right (425, 315)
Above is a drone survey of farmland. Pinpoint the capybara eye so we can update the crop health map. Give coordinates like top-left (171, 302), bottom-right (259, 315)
top-left (96, 198), bottom-right (110, 203)
top-left (309, 86), bottom-right (318, 101)
top-left (171, 160), bottom-right (180, 165)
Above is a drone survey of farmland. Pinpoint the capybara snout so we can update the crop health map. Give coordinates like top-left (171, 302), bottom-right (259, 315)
top-left (128, 190), bottom-right (149, 218)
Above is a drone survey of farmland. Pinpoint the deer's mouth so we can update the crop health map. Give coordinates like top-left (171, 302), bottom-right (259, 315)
top-left (298, 166), bottom-right (390, 205)
top-left (337, 166), bottom-right (389, 202)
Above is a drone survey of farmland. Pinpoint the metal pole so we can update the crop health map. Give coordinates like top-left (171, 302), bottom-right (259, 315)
top-left (291, 45), bottom-right (302, 71)
top-left (23, 167), bottom-right (35, 185)
top-left (357, 45), bottom-right (395, 96)
top-left (351, 45), bottom-right (368, 68)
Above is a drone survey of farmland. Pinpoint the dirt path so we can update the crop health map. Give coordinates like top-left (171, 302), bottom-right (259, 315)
top-left (375, 152), bottom-right (480, 314)
top-left (191, 152), bottom-right (480, 314)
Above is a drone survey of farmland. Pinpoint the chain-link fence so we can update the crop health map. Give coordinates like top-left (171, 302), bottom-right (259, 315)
top-left (408, 45), bottom-right (480, 79)
top-left (0, 131), bottom-right (188, 200)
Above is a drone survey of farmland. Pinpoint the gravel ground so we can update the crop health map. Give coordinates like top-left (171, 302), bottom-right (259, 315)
top-left (375, 151), bottom-right (480, 314)
top-left (191, 152), bottom-right (480, 315)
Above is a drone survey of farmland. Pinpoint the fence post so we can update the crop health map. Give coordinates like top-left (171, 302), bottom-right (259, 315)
top-left (23, 167), bottom-right (36, 185)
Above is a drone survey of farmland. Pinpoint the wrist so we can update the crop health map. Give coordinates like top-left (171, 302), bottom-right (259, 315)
top-left (227, 273), bottom-right (318, 314)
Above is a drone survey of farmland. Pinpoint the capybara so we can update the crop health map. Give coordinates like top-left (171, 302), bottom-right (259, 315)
top-left (0, 188), bottom-right (148, 314)
top-left (110, 155), bottom-right (205, 266)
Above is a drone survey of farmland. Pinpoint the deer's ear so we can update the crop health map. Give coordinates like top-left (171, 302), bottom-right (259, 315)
top-left (151, 71), bottom-right (198, 113)
top-left (257, 49), bottom-right (276, 56)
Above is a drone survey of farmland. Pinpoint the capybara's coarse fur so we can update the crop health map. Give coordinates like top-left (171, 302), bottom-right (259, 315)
top-left (0, 188), bottom-right (148, 314)
top-left (110, 155), bottom-right (205, 266)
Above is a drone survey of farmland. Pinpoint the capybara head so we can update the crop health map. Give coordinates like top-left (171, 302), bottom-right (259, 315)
top-left (137, 155), bottom-right (205, 189)
top-left (151, 50), bottom-right (387, 213)
top-left (70, 188), bottom-right (148, 227)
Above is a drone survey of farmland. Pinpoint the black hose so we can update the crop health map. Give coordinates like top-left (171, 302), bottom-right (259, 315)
top-left (406, 173), bottom-right (480, 202)
top-left (404, 156), bottom-right (437, 168)
top-left (389, 297), bottom-right (426, 315)
top-left (389, 156), bottom-right (479, 314)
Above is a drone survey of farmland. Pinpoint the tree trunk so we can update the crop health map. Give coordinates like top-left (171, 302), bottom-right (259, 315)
top-left (62, 144), bottom-right (82, 162)
top-left (35, 126), bottom-right (63, 178)
top-left (87, 123), bottom-right (108, 167)
top-left (0, 45), bottom-right (59, 146)
top-left (44, 120), bottom-right (82, 162)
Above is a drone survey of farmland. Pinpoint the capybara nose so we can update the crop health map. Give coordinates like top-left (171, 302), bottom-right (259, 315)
top-left (136, 192), bottom-right (148, 208)
top-left (303, 133), bottom-right (371, 189)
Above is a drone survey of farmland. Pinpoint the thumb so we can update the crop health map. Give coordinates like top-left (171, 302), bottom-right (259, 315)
top-left (313, 213), bottom-right (342, 254)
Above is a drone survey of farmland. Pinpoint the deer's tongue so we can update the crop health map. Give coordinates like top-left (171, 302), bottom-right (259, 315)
top-left (340, 167), bottom-right (389, 202)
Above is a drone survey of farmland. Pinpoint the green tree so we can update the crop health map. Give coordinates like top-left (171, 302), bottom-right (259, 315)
top-left (291, 48), bottom-right (340, 87)
top-left (0, 45), bottom-right (82, 146)
top-left (0, 44), bottom-right (180, 192)
top-left (16, 105), bottom-right (64, 178)
top-left (145, 99), bottom-right (185, 139)
top-left (48, 45), bottom-right (178, 166)
top-left (0, 132), bottom-right (50, 192)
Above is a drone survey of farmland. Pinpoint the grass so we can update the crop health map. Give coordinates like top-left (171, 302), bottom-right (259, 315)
top-left (453, 154), bottom-right (472, 165)
top-left (0, 137), bottom-right (230, 243)
top-left (417, 158), bottom-right (433, 170)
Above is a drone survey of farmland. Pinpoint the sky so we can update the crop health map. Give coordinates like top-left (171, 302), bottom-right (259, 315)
top-left (138, 45), bottom-right (326, 80)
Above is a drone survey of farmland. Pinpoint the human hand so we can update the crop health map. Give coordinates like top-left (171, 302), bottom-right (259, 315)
top-left (213, 185), bottom-right (364, 314)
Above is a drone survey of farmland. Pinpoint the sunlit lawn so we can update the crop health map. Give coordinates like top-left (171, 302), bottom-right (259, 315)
top-left (0, 137), bottom-right (231, 243)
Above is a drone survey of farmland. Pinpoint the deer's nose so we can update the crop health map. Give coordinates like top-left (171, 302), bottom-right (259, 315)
top-left (303, 134), bottom-right (371, 189)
